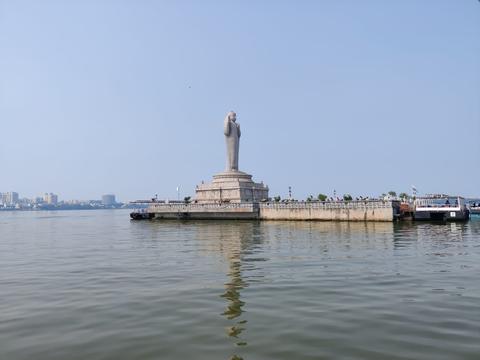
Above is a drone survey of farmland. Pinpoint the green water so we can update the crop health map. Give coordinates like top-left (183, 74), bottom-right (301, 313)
top-left (1, 210), bottom-right (479, 359)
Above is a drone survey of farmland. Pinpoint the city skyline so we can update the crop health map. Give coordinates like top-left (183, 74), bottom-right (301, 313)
top-left (1, 1), bottom-right (479, 200)
top-left (0, 191), bottom-right (118, 205)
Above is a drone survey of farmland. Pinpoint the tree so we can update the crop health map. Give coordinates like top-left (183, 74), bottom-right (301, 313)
top-left (343, 194), bottom-right (353, 201)
top-left (399, 192), bottom-right (409, 200)
top-left (388, 191), bottom-right (397, 197)
top-left (306, 195), bottom-right (314, 202)
top-left (184, 196), bottom-right (191, 203)
top-left (274, 196), bottom-right (281, 202)
top-left (317, 193), bottom-right (328, 201)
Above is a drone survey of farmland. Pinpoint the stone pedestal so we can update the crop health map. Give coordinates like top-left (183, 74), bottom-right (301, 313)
top-left (195, 170), bottom-right (269, 203)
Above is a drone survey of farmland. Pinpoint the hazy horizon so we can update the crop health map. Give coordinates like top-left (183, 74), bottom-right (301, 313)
top-left (1, 0), bottom-right (479, 202)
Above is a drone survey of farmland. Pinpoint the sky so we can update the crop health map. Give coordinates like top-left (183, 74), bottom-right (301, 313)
top-left (0, 0), bottom-right (479, 202)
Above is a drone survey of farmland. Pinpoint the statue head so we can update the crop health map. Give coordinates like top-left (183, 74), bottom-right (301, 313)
top-left (226, 111), bottom-right (237, 123)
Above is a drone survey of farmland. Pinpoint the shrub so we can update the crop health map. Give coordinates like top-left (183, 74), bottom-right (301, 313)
top-left (317, 193), bottom-right (328, 201)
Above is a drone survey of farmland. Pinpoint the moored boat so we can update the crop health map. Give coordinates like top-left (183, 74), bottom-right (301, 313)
top-left (130, 211), bottom-right (154, 220)
top-left (414, 195), bottom-right (469, 221)
top-left (469, 205), bottom-right (480, 216)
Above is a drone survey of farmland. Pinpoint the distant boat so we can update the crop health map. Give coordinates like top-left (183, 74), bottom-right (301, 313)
top-left (414, 195), bottom-right (469, 221)
top-left (469, 204), bottom-right (480, 216)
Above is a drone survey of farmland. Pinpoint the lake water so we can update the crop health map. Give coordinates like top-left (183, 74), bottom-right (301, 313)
top-left (1, 210), bottom-right (479, 360)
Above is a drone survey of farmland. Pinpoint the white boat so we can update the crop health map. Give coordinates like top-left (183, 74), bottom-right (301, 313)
top-left (414, 195), bottom-right (469, 221)
top-left (469, 201), bottom-right (480, 216)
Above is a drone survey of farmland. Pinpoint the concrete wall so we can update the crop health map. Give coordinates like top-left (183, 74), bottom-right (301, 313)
top-left (146, 201), bottom-right (398, 222)
top-left (259, 201), bottom-right (396, 221)
top-left (148, 202), bottom-right (258, 220)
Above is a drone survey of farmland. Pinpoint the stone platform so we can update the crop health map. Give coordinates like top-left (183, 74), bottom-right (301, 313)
top-left (140, 200), bottom-right (401, 221)
top-left (195, 170), bottom-right (269, 203)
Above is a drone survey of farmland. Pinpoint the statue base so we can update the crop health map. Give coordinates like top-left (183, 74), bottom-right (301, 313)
top-left (195, 170), bottom-right (269, 203)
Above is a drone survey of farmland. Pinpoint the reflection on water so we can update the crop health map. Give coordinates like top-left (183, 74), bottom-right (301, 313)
top-left (197, 222), bottom-right (265, 360)
top-left (220, 226), bottom-right (248, 357)
top-left (222, 253), bottom-right (247, 359)
top-left (392, 221), bottom-right (470, 254)
top-left (194, 221), bottom-right (273, 360)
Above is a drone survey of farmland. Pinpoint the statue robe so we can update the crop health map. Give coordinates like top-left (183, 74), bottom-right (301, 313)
top-left (224, 120), bottom-right (240, 171)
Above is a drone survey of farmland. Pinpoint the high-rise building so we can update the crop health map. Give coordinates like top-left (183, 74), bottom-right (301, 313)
top-left (43, 193), bottom-right (58, 205)
top-left (102, 194), bottom-right (116, 206)
top-left (10, 192), bottom-right (19, 204)
top-left (1, 192), bottom-right (19, 205)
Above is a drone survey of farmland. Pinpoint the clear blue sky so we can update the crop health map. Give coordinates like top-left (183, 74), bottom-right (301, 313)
top-left (1, 0), bottom-right (479, 201)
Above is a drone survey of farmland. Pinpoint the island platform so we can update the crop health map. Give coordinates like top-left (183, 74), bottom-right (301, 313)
top-left (130, 200), bottom-right (401, 222)
top-left (129, 111), bottom-right (469, 223)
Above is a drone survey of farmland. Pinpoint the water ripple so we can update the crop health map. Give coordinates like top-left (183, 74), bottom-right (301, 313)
top-left (0, 211), bottom-right (479, 359)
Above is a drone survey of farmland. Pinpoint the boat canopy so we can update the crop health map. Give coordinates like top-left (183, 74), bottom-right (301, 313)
top-left (415, 196), bottom-right (465, 208)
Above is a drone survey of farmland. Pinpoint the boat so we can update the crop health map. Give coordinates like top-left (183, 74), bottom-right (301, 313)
top-left (414, 195), bottom-right (469, 221)
top-left (470, 207), bottom-right (480, 216)
top-left (130, 210), bottom-right (154, 220)
top-left (468, 201), bottom-right (480, 216)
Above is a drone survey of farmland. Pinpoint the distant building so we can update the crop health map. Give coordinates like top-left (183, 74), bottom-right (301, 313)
top-left (10, 192), bottom-right (19, 204)
top-left (1, 192), bottom-right (19, 205)
top-left (102, 194), bottom-right (116, 206)
top-left (43, 193), bottom-right (58, 205)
